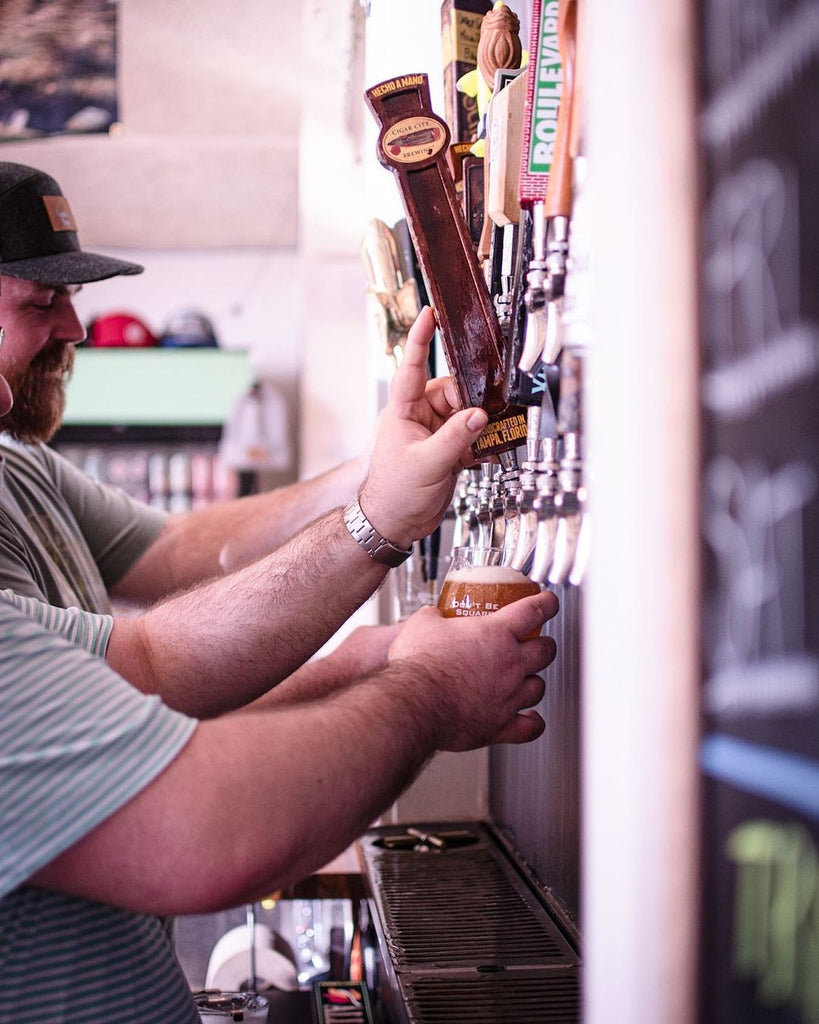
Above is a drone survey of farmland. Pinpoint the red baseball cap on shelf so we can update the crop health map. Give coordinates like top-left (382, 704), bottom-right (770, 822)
top-left (87, 312), bottom-right (157, 348)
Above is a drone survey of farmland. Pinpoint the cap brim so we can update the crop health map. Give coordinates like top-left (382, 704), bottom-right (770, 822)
top-left (0, 250), bottom-right (143, 285)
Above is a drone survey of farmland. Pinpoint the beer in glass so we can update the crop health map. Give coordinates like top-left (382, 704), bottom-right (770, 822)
top-left (437, 546), bottom-right (542, 634)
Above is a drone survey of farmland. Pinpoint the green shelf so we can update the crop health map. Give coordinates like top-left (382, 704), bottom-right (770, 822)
top-left (63, 348), bottom-right (253, 426)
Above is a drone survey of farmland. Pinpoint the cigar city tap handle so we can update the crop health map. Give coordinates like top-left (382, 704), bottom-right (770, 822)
top-left (365, 73), bottom-right (527, 460)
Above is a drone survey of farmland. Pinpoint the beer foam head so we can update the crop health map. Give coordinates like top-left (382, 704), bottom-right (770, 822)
top-left (445, 564), bottom-right (536, 585)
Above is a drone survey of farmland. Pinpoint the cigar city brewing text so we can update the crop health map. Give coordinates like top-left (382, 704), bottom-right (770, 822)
top-left (368, 74), bottom-right (427, 99)
top-left (529, 0), bottom-right (561, 174)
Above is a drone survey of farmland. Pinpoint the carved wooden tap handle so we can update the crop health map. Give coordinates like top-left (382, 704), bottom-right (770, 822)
top-left (365, 73), bottom-right (527, 459)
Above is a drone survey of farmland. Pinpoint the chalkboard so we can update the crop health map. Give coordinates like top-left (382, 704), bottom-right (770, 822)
top-left (698, 2), bottom-right (819, 1021)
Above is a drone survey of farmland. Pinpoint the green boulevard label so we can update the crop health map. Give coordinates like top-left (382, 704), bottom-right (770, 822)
top-left (527, 0), bottom-right (562, 175)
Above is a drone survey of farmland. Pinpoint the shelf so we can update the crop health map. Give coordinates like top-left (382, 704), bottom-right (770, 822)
top-left (63, 348), bottom-right (253, 426)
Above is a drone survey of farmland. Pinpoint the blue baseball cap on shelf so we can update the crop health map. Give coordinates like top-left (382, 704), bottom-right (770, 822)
top-left (159, 308), bottom-right (219, 348)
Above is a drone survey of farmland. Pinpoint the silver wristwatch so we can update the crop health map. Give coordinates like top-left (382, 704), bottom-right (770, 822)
top-left (343, 498), bottom-right (413, 567)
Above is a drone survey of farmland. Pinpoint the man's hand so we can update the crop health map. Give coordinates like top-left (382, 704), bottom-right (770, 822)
top-left (387, 589), bottom-right (560, 750)
top-left (359, 307), bottom-right (488, 547)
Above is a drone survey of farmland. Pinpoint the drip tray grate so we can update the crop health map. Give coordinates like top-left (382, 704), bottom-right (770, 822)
top-left (358, 823), bottom-right (581, 1023)
top-left (405, 970), bottom-right (581, 1023)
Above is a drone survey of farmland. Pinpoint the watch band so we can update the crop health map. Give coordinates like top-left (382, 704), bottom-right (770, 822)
top-left (343, 498), bottom-right (413, 568)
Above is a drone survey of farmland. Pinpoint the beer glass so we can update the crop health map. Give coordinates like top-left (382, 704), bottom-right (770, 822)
top-left (437, 546), bottom-right (542, 631)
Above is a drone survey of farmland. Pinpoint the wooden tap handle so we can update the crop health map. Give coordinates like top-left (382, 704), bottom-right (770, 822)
top-left (570, 0), bottom-right (586, 158)
top-left (544, 0), bottom-right (577, 220)
top-left (486, 68), bottom-right (527, 227)
top-left (447, 142), bottom-right (475, 191)
top-left (476, 2), bottom-right (522, 92)
top-left (365, 74), bottom-right (527, 458)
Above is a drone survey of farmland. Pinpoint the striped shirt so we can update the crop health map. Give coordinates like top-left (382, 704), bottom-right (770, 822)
top-left (0, 588), bottom-right (113, 655)
top-left (0, 600), bottom-right (200, 1023)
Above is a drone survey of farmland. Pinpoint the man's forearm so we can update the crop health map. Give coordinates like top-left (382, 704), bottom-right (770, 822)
top-left (107, 507), bottom-right (389, 716)
top-left (32, 658), bottom-right (444, 915)
top-left (241, 623), bottom-right (402, 711)
top-left (112, 455), bottom-right (368, 603)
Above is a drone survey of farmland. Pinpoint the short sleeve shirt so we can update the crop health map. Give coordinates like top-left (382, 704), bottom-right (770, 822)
top-left (0, 599), bottom-right (200, 1022)
top-left (0, 439), bottom-right (167, 611)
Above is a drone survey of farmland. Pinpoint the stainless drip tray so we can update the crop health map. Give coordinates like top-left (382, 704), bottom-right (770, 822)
top-left (358, 822), bottom-right (581, 1023)
top-left (400, 970), bottom-right (581, 1023)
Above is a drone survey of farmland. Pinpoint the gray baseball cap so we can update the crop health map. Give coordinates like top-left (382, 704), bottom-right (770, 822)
top-left (0, 162), bottom-right (143, 285)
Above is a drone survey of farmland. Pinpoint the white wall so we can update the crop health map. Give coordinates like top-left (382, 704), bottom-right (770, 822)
top-left (69, 246), bottom-right (300, 377)
top-left (582, 1), bottom-right (700, 1021)
top-left (1, 0), bottom-right (306, 466)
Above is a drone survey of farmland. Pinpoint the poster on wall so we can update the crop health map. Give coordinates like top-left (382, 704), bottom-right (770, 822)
top-left (698, 2), bottom-right (819, 1022)
top-left (0, 0), bottom-right (118, 139)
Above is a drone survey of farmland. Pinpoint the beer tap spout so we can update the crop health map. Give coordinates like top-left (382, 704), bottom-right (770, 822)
top-left (548, 430), bottom-right (585, 585)
top-left (507, 404), bottom-right (541, 571)
top-left (472, 466), bottom-right (492, 548)
top-left (522, 436), bottom-right (560, 582)
top-left (499, 451), bottom-right (523, 567)
top-left (543, 215), bottom-right (570, 364)
top-left (508, 438), bottom-right (542, 573)
top-left (465, 467), bottom-right (483, 548)
top-left (450, 470), bottom-right (473, 551)
top-left (520, 205), bottom-right (549, 374)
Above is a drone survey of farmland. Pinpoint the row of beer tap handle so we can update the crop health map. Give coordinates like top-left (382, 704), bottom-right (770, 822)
top-left (361, 0), bottom-right (589, 591)
top-left (453, 0), bottom-right (588, 589)
top-left (448, 417), bottom-right (587, 589)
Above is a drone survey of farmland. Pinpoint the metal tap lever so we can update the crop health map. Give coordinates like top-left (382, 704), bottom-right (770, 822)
top-left (549, 430), bottom-right (585, 585)
top-left (526, 436), bottom-right (562, 583)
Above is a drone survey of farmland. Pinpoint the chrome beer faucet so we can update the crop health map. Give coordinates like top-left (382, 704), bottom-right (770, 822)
top-left (549, 429), bottom-right (586, 585)
top-left (475, 463), bottom-right (504, 549)
top-left (526, 436), bottom-right (562, 584)
top-left (498, 447), bottom-right (523, 565)
top-left (508, 437), bottom-right (542, 574)
top-left (450, 471), bottom-right (473, 550)
top-left (466, 467), bottom-right (483, 547)
top-left (546, 348), bottom-right (586, 586)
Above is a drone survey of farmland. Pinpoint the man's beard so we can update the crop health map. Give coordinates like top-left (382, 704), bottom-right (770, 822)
top-left (0, 343), bottom-right (75, 443)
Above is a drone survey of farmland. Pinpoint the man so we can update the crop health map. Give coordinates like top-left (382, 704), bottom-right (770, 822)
top-left (0, 164), bottom-right (560, 1019)
top-left (0, 334), bottom-right (560, 1022)
top-left (0, 160), bottom-right (492, 706)
top-left (0, 159), bottom-right (370, 614)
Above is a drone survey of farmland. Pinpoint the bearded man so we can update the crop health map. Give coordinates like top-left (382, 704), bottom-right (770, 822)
top-left (0, 162), bottom-right (558, 1022)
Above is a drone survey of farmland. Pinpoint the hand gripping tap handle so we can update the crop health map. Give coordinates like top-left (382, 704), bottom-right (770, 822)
top-left (365, 73), bottom-right (527, 460)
